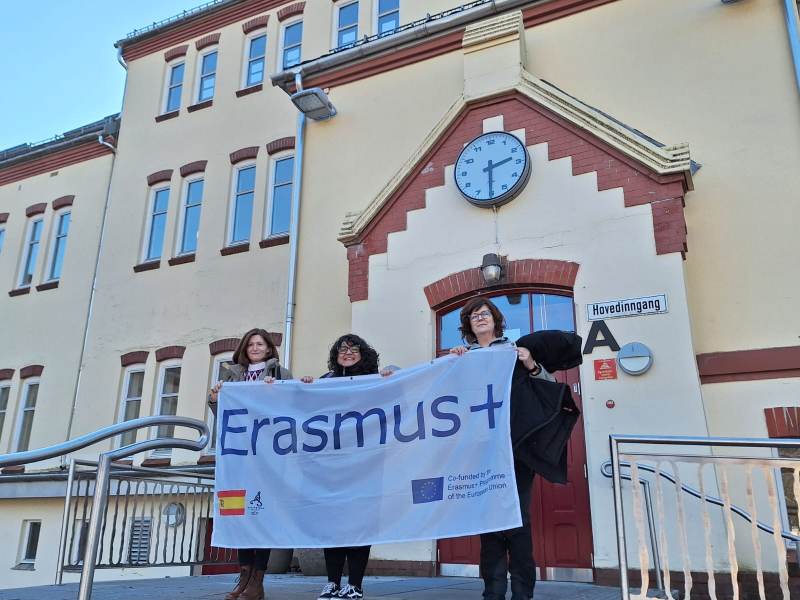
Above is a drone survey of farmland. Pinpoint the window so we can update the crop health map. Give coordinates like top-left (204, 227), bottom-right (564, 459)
top-left (0, 384), bottom-right (9, 442)
top-left (155, 364), bottom-right (181, 441)
top-left (245, 34), bottom-right (267, 87)
top-left (119, 368), bottom-right (145, 447)
top-left (267, 156), bottom-right (294, 237)
top-left (19, 521), bottom-right (41, 566)
top-left (207, 355), bottom-right (234, 452)
top-left (281, 21), bottom-right (303, 69)
top-left (164, 62), bottom-right (185, 113)
top-left (197, 50), bottom-right (218, 102)
top-left (377, 0), bottom-right (400, 35)
top-left (177, 179), bottom-right (203, 255)
top-left (229, 165), bottom-right (256, 245)
top-left (0, 227), bottom-right (5, 255)
top-left (18, 218), bottom-right (43, 287)
top-left (70, 520), bottom-right (89, 565)
top-left (437, 292), bottom-right (575, 353)
top-left (15, 379), bottom-right (39, 452)
top-left (144, 188), bottom-right (169, 262)
top-left (336, 2), bottom-right (359, 48)
top-left (128, 518), bottom-right (152, 565)
top-left (46, 211), bottom-right (71, 281)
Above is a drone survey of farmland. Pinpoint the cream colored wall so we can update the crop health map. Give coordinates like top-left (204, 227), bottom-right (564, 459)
top-left (290, 51), bottom-right (465, 377)
top-left (0, 498), bottom-right (191, 589)
top-left (0, 154), bottom-right (113, 457)
top-left (70, 14), bottom-right (302, 462)
top-left (523, 0), bottom-right (800, 354)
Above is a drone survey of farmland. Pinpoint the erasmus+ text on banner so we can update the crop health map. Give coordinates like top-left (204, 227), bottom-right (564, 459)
top-left (212, 347), bottom-right (521, 548)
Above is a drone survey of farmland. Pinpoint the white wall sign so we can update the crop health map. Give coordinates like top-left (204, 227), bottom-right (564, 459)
top-left (586, 294), bottom-right (668, 321)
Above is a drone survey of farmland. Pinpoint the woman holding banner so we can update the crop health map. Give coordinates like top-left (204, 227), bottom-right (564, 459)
top-left (208, 328), bottom-right (291, 600)
top-left (450, 297), bottom-right (580, 600)
top-left (300, 334), bottom-right (394, 600)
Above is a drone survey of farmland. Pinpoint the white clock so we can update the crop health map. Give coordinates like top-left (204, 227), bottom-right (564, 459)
top-left (454, 131), bottom-right (532, 208)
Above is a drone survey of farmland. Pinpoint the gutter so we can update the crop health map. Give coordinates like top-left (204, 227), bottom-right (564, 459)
top-left (785, 0), bottom-right (800, 93)
top-left (63, 135), bottom-right (118, 449)
top-left (282, 72), bottom-right (307, 372)
top-left (271, 0), bottom-right (543, 93)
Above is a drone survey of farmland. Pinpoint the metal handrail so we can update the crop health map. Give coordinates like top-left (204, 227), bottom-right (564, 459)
top-left (0, 415), bottom-right (209, 467)
top-left (601, 460), bottom-right (800, 542)
top-left (609, 434), bottom-right (800, 600)
top-left (0, 416), bottom-right (209, 600)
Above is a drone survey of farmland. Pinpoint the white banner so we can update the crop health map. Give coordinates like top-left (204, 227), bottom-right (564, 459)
top-left (212, 348), bottom-right (521, 549)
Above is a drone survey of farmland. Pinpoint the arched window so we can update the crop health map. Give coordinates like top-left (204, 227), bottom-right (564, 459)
top-left (437, 291), bottom-right (575, 354)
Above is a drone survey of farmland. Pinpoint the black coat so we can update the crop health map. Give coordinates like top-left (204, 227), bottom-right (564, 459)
top-left (509, 332), bottom-right (582, 484)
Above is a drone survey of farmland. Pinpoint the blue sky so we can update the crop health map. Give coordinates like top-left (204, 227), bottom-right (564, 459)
top-left (0, 1), bottom-right (208, 150)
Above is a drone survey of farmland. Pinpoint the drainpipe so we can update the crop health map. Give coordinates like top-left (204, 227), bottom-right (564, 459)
top-left (64, 50), bottom-right (127, 449)
top-left (63, 135), bottom-right (117, 451)
top-left (282, 71), bottom-right (306, 371)
top-left (784, 0), bottom-right (800, 93)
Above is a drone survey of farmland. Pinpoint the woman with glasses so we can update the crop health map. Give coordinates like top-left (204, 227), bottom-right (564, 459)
top-left (208, 328), bottom-right (291, 600)
top-left (450, 297), bottom-right (554, 600)
top-left (300, 334), bottom-right (394, 600)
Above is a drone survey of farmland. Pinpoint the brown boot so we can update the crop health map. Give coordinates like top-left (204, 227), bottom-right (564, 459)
top-left (239, 569), bottom-right (265, 600)
top-left (224, 565), bottom-right (252, 600)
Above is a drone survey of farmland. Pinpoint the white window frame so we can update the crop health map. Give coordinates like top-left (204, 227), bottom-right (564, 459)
top-left (162, 60), bottom-right (186, 114)
top-left (13, 378), bottom-right (40, 453)
top-left (141, 186), bottom-right (170, 263)
top-left (17, 217), bottom-right (44, 288)
top-left (278, 18), bottom-right (303, 71)
top-left (152, 360), bottom-right (181, 456)
top-left (0, 382), bottom-right (10, 446)
top-left (44, 209), bottom-right (71, 282)
top-left (241, 31), bottom-right (268, 88)
top-left (264, 151), bottom-right (295, 239)
top-left (174, 177), bottom-right (204, 257)
top-left (118, 366), bottom-right (146, 448)
top-left (374, 0), bottom-right (400, 36)
top-left (18, 520), bottom-right (42, 566)
top-left (333, 1), bottom-right (359, 49)
top-left (206, 353), bottom-right (234, 453)
top-left (195, 47), bottom-right (219, 103)
top-left (227, 162), bottom-right (257, 246)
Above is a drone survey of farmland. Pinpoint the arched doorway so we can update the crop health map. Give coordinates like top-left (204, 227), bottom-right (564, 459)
top-left (436, 290), bottom-right (594, 582)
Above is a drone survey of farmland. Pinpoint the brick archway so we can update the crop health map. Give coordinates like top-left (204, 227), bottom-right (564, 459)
top-left (423, 258), bottom-right (579, 310)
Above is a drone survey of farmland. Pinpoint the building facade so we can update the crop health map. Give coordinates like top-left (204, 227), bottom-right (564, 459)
top-left (1, 0), bottom-right (799, 590)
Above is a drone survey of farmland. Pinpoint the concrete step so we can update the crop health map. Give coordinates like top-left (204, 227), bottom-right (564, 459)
top-left (0, 574), bottom-right (623, 600)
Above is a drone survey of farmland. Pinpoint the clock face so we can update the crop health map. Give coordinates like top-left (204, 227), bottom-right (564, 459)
top-left (454, 131), bottom-right (531, 208)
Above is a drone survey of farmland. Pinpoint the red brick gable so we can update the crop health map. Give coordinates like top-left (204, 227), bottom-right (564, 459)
top-left (345, 92), bottom-right (691, 302)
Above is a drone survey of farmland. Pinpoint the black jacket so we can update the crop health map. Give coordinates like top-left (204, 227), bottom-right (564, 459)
top-left (497, 331), bottom-right (583, 484)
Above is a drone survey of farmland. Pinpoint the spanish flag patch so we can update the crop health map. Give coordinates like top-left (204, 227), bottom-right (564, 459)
top-left (218, 489), bottom-right (246, 516)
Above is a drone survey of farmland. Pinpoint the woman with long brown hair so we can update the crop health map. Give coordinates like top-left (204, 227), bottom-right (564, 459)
top-left (208, 328), bottom-right (290, 600)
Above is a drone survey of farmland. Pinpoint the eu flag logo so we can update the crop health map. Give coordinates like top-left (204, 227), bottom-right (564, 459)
top-left (411, 477), bottom-right (444, 504)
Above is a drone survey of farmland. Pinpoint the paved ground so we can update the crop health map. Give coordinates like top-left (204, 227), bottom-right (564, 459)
top-left (0, 574), bottom-right (625, 600)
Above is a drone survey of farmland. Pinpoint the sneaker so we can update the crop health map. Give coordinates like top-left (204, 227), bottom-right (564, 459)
top-left (337, 584), bottom-right (364, 599)
top-left (318, 582), bottom-right (340, 600)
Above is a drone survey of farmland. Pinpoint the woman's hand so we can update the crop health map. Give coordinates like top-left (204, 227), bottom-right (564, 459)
top-left (379, 369), bottom-right (395, 377)
top-left (208, 381), bottom-right (223, 404)
top-left (264, 377), bottom-right (276, 384)
top-left (449, 346), bottom-right (468, 356)
top-left (300, 376), bottom-right (314, 384)
top-left (516, 347), bottom-right (538, 372)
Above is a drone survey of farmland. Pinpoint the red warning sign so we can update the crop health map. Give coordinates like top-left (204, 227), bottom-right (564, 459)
top-left (594, 359), bottom-right (618, 381)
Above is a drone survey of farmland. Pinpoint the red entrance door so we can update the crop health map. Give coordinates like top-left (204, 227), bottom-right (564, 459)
top-left (436, 292), bottom-right (593, 580)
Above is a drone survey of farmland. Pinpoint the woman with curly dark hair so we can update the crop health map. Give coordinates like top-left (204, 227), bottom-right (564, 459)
top-left (300, 334), bottom-right (393, 600)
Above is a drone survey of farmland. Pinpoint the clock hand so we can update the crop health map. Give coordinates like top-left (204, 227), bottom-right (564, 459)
top-left (486, 160), bottom-right (494, 197)
top-left (493, 157), bottom-right (512, 169)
